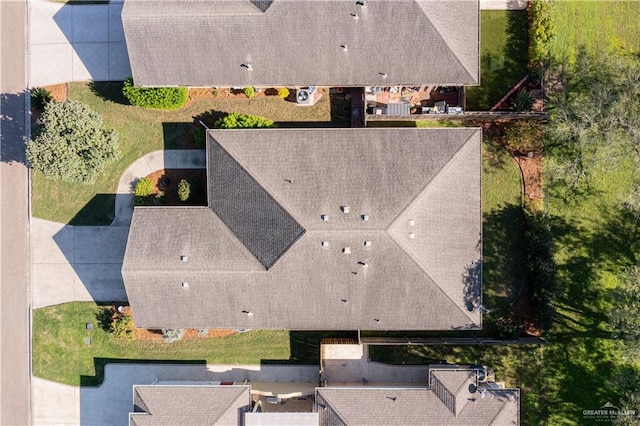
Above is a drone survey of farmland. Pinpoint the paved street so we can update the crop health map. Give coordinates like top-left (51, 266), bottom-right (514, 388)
top-left (0, 0), bottom-right (31, 424)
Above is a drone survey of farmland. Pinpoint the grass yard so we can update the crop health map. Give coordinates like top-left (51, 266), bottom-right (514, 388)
top-left (31, 82), bottom-right (335, 225)
top-left (466, 10), bottom-right (528, 111)
top-left (32, 302), bottom-right (292, 386)
top-left (550, 0), bottom-right (640, 64)
top-left (541, 158), bottom-right (639, 424)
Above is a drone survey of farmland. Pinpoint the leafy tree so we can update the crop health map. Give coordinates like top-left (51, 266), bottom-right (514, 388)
top-left (610, 266), bottom-right (640, 340)
top-left (547, 52), bottom-right (640, 188)
top-left (27, 100), bottom-right (119, 184)
top-left (213, 113), bottom-right (275, 129)
top-left (621, 185), bottom-right (640, 223)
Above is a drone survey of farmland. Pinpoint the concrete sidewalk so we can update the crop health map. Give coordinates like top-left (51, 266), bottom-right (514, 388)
top-left (112, 149), bottom-right (206, 226)
top-left (34, 363), bottom-right (317, 426)
top-left (31, 218), bottom-right (129, 308)
top-left (29, 0), bottom-right (130, 86)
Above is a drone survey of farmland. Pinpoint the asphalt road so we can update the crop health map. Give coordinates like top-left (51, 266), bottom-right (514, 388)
top-left (0, 0), bottom-right (31, 425)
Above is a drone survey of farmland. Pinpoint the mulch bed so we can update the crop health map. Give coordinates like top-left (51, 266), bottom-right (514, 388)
top-left (143, 169), bottom-right (207, 206)
top-left (114, 305), bottom-right (236, 341)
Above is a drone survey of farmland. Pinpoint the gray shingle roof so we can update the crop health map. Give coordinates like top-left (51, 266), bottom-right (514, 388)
top-left (316, 384), bottom-right (519, 425)
top-left (122, 128), bottom-right (482, 330)
top-left (121, 0), bottom-right (479, 87)
top-left (130, 385), bottom-right (251, 426)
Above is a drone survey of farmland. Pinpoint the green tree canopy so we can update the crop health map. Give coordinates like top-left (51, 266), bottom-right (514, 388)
top-left (547, 52), bottom-right (640, 188)
top-left (27, 100), bottom-right (119, 184)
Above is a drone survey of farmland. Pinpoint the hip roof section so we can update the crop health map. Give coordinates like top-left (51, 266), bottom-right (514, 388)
top-left (121, 0), bottom-right (479, 87)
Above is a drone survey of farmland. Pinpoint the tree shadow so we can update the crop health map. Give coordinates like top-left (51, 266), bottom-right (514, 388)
top-left (88, 81), bottom-right (128, 105)
top-left (0, 91), bottom-right (29, 165)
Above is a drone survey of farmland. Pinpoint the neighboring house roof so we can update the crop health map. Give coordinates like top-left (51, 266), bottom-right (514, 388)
top-left (122, 128), bottom-right (482, 330)
top-left (130, 385), bottom-right (251, 426)
top-left (316, 368), bottom-right (520, 425)
top-left (121, 0), bottom-right (479, 87)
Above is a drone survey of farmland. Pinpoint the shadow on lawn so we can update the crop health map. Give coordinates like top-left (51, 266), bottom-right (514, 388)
top-left (467, 10), bottom-right (528, 110)
top-left (68, 193), bottom-right (116, 226)
top-left (88, 81), bottom-right (129, 106)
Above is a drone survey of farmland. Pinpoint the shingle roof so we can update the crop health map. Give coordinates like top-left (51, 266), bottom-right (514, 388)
top-left (130, 385), bottom-right (251, 426)
top-left (122, 128), bottom-right (482, 330)
top-left (121, 0), bottom-right (479, 87)
top-left (316, 384), bottom-right (519, 425)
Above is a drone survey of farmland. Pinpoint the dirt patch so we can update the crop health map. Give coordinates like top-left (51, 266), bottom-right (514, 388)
top-left (43, 83), bottom-right (68, 102)
top-left (143, 169), bottom-right (207, 206)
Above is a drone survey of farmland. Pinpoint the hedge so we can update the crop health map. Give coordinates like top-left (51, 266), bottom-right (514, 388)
top-left (213, 113), bottom-right (275, 129)
top-left (122, 78), bottom-right (188, 110)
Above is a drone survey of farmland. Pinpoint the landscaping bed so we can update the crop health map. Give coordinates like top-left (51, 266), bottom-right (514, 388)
top-left (141, 169), bottom-right (207, 206)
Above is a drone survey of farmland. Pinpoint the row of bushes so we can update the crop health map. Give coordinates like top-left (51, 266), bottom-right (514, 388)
top-left (122, 77), bottom-right (188, 109)
top-left (528, 0), bottom-right (554, 80)
top-left (133, 176), bottom-right (194, 205)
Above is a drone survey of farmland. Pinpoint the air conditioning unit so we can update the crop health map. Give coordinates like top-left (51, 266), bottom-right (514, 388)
top-left (296, 89), bottom-right (314, 105)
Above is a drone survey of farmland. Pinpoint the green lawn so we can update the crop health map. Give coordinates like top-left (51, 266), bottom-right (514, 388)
top-left (31, 82), bottom-right (335, 225)
top-left (550, 0), bottom-right (640, 64)
top-left (32, 302), bottom-right (292, 386)
top-left (466, 10), bottom-right (528, 111)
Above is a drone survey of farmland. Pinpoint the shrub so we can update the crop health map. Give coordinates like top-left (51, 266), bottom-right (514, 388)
top-left (134, 177), bottom-right (154, 197)
top-left (197, 329), bottom-right (209, 337)
top-left (212, 88), bottom-right (220, 97)
top-left (502, 121), bottom-right (543, 153)
top-left (31, 87), bottom-right (53, 110)
top-left (177, 179), bottom-right (191, 202)
top-left (122, 77), bottom-right (187, 110)
top-left (528, 0), bottom-right (554, 66)
top-left (244, 87), bottom-right (255, 98)
top-left (513, 89), bottom-right (534, 112)
top-left (278, 87), bottom-right (290, 99)
top-left (27, 100), bottom-right (119, 184)
top-left (96, 307), bottom-right (135, 341)
top-left (214, 113), bottom-right (275, 129)
top-left (162, 329), bottom-right (184, 343)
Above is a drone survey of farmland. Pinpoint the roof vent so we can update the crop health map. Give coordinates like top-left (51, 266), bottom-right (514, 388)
top-left (343, 247), bottom-right (351, 254)
top-left (341, 205), bottom-right (350, 214)
top-left (351, 12), bottom-right (358, 19)
top-left (180, 255), bottom-right (188, 262)
top-left (373, 318), bottom-right (380, 322)
top-left (241, 63), bottom-right (253, 70)
top-left (356, 0), bottom-right (367, 6)
top-left (361, 214), bottom-right (369, 221)
top-left (341, 44), bottom-right (348, 51)
top-left (181, 282), bottom-right (189, 289)
top-left (379, 72), bottom-right (387, 79)
top-left (341, 299), bottom-right (348, 303)
top-left (408, 232), bottom-right (416, 239)
top-left (408, 219), bottom-right (415, 226)
top-left (322, 241), bottom-right (330, 247)
top-left (358, 261), bottom-right (368, 268)
top-left (364, 240), bottom-right (372, 247)
top-left (242, 310), bottom-right (254, 317)
top-left (321, 214), bottom-right (329, 221)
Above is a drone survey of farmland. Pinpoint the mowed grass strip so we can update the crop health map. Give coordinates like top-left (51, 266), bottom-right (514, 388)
top-left (31, 82), bottom-right (333, 225)
top-left (32, 302), bottom-right (291, 386)
top-left (466, 10), bottom-right (528, 111)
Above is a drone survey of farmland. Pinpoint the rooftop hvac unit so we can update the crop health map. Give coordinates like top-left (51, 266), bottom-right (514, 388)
top-left (296, 89), bottom-right (314, 105)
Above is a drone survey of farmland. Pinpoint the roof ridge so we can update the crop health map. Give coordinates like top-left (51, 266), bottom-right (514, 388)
top-left (211, 386), bottom-right (250, 425)
top-left (386, 129), bottom-right (481, 324)
top-left (415, 1), bottom-right (478, 84)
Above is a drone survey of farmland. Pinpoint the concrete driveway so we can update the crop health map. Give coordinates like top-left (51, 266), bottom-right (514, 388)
top-left (29, 0), bottom-right (130, 87)
top-left (34, 363), bottom-right (318, 425)
top-left (31, 218), bottom-right (128, 308)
